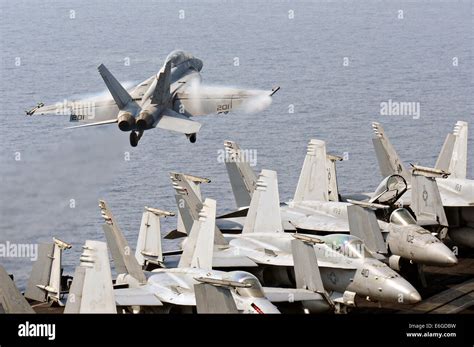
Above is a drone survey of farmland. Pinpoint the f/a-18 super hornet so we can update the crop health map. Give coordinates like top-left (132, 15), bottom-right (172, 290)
top-left (371, 121), bottom-right (474, 248)
top-left (98, 199), bottom-right (279, 313)
top-left (211, 140), bottom-right (457, 268)
top-left (26, 50), bottom-right (279, 147)
top-left (173, 169), bottom-right (422, 309)
top-left (98, 199), bottom-right (332, 313)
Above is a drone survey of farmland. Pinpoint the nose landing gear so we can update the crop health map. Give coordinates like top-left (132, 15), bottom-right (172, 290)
top-left (130, 130), bottom-right (144, 147)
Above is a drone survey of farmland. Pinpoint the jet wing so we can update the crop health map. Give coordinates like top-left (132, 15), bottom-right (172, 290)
top-left (155, 109), bottom-right (202, 134)
top-left (216, 216), bottom-right (245, 231)
top-left (263, 287), bottom-right (325, 302)
top-left (66, 119), bottom-right (118, 129)
top-left (212, 255), bottom-right (258, 268)
top-left (174, 85), bottom-right (277, 117)
top-left (289, 212), bottom-right (350, 232)
top-left (114, 287), bottom-right (163, 306)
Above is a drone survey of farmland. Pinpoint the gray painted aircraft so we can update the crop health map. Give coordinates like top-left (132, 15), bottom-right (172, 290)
top-left (24, 238), bottom-right (72, 306)
top-left (371, 121), bottom-right (474, 248)
top-left (100, 198), bottom-right (279, 313)
top-left (64, 240), bottom-right (117, 313)
top-left (0, 265), bottom-right (35, 313)
top-left (26, 50), bottom-right (279, 147)
top-left (99, 199), bottom-right (330, 313)
top-left (173, 169), bottom-right (422, 310)
top-left (206, 140), bottom-right (457, 268)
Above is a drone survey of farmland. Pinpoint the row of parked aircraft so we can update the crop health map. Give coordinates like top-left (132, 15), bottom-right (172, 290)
top-left (1, 119), bottom-right (471, 314)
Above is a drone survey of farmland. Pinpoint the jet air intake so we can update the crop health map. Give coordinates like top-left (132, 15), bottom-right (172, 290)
top-left (117, 112), bottom-right (136, 131)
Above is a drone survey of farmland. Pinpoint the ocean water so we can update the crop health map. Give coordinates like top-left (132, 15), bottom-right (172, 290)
top-left (0, 0), bottom-right (472, 289)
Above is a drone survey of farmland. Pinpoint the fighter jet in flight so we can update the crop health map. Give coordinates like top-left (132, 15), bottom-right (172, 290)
top-left (201, 140), bottom-right (457, 268)
top-left (26, 50), bottom-right (279, 147)
top-left (173, 169), bottom-right (422, 310)
top-left (371, 121), bottom-right (474, 248)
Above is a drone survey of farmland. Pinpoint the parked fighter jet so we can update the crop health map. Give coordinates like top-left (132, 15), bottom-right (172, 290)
top-left (26, 50), bottom-right (279, 147)
top-left (99, 199), bottom-right (329, 313)
top-left (371, 121), bottom-right (474, 248)
top-left (0, 266), bottom-right (35, 313)
top-left (211, 140), bottom-right (457, 268)
top-left (174, 169), bottom-right (422, 309)
top-left (64, 240), bottom-right (117, 313)
top-left (24, 238), bottom-right (72, 306)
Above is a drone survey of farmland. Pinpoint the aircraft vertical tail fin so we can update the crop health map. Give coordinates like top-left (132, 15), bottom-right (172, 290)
top-left (135, 207), bottom-right (174, 270)
top-left (293, 139), bottom-right (329, 202)
top-left (98, 64), bottom-right (135, 110)
top-left (223, 140), bottom-right (258, 208)
top-left (64, 240), bottom-right (116, 313)
top-left (410, 165), bottom-right (449, 228)
top-left (24, 238), bottom-right (71, 304)
top-left (447, 121), bottom-right (468, 179)
top-left (194, 283), bottom-right (239, 313)
top-left (99, 200), bottom-right (147, 284)
top-left (347, 205), bottom-right (387, 254)
top-left (178, 198), bottom-right (216, 270)
top-left (371, 122), bottom-right (410, 181)
top-left (170, 172), bottom-right (227, 245)
top-left (24, 243), bottom-right (54, 302)
top-left (0, 266), bottom-right (35, 313)
top-left (243, 170), bottom-right (283, 234)
top-left (171, 173), bottom-right (209, 236)
top-left (151, 60), bottom-right (172, 104)
top-left (435, 133), bottom-right (456, 172)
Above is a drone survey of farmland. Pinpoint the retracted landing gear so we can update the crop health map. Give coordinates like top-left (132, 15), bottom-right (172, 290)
top-left (186, 133), bottom-right (197, 143)
top-left (130, 130), bottom-right (144, 147)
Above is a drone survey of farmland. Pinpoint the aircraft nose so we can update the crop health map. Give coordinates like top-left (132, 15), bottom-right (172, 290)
top-left (383, 277), bottom-right (422, 304)
top-left (407, 291), bottom-right (422, 304)
top-left (428, 242), bottom-right (458, 267)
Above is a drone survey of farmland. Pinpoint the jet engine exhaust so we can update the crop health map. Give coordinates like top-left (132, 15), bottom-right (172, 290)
top-left (136, 112), bottom-right (154, 131)
top-left (117, 112), bottom-right (136, 131)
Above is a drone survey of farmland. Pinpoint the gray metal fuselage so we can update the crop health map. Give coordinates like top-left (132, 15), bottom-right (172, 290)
top-left (220, 232), bottom-right (421, 304)
top-left (217, 200), bottom-right (457, 267)
top-left (116, 267), bottom-right (279, 313)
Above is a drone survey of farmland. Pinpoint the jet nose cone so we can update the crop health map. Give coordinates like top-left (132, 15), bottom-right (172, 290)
top-left (430, 242), bottom-right (458, 267)
top-left (407, 291), bottom-right (422, 304)
top-left (383, 277), bottom-right (422, 304)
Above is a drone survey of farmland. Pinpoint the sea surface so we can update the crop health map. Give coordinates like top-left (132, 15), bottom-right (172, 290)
top-left (0, 0), bottom-right (472, 289)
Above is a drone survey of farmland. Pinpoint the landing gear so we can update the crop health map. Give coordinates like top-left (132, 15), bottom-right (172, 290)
top-left (187, 133), bottom-right (197, 143)
top-left (130, 130), bottom-right (144, 147)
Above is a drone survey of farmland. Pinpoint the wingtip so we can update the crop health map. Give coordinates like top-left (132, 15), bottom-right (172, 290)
top-left (269, 86), bottom-right (280, 96)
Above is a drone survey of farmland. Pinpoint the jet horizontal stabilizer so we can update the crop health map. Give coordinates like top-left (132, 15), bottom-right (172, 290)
top-left (156, 109), bottom-right (202, 135)
top-left (170, 172), bottom-right (211, 184)
top-left (346, 199), bottom-right (390, 210)
top-left (144, 207), bottom-right (175, 217)
top-left (195, 276), bottom-right (252, 288)
top-left (410, 164), bottom-right (450, 178)
top-left (292, 233), bottom-right (324, 244)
